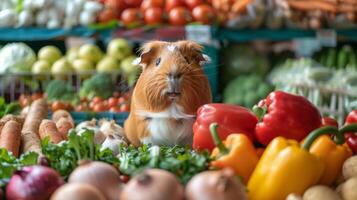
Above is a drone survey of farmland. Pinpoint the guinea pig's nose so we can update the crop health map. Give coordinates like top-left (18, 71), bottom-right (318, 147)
top-left (168, 73), bottom-right (181, 79)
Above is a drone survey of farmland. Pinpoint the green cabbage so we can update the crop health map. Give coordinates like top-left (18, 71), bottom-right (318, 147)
top-left (0, 42), bottom-right (36, 73)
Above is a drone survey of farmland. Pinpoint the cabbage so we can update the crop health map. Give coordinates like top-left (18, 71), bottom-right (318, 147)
top-left (0, 43), bottom-right (36, 73)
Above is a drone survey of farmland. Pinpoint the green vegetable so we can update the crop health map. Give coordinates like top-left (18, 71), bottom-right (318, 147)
top-left (0, 148), bottom-right (38, 187)
top-left (326, 48), bottom-right (336, 68)
top-left (337, 45), bottom-right (349, 69)
top-left (118, 144), bottom-right (210, 184)
top-left (79, 73), bottom-right (115, 100)
top-left (223, 75), bottom-right (273, 108)
top-left (220, 44), bottom-right (270, 88)
top-left (41, 129), bottom-right (118, 178)
top-left (45, 80), bottom-right (78, 104)
top-left (0, 97), bottom-right (21, 118)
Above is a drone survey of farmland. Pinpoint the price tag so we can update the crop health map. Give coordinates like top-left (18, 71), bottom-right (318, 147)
top-left (185, 25), bottom-right (212, 44)
top-left (294, 38), bottom-right (321, 57)
top-left (317, 29), bottom-right (337, 47)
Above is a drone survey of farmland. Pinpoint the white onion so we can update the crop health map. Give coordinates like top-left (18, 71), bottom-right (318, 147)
top-left (100, 135), bottom-right (127, 156)
top-left (99, 120), bottom-right (125, 138)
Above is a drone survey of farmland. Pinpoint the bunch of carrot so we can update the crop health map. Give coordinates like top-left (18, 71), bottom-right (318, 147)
top-left (280, 0), bottom-right (357, 29)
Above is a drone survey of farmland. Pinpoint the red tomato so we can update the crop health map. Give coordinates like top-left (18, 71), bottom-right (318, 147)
top-left (165, 0), bottom-right (185, 12)
top-left (192, 4), bottom-right (215, 24)
top-left (98, 8), bottom-right (120, 23)
top-left (144, 7), bottom-right (163, 24)
top-left (92, 96), bottom-right (103, 104)
top-left (113, 91), bottom-right (121, 98)
top-left (52, 101), bottom-right (68, 112)
top-left (102, 100), bottom-right (109, 110)
top-left (93, 103), bottom-right (108, 112)
top-left (106, 0), bottom-right (128, 12)
top-left (184, 0), bottom-right (204, 10)
top-left (124, 0), bottom-right (142, 7)
top-left (75, 104), bottom-right (88, 112)
top-left (118, 97), bottom-right (126, 104)
top-left (110, 106), bottom-right (122, 112)
top-left (108, 97), bottom-right (119, 108)
top-left (168, 7), bottom-right (192, 25)
top-left (120, 104), bottom-right (130, 112)
top-left (141, 0), bottom-right (165, 12)
top-left (31, 93), bottom-right (43, 101)
top-left (19, 94), bottom-right (31, 108)
top-left (121, 8), bottom-right (142, 26)
top-left (89, 101), bottom-right (96, 110)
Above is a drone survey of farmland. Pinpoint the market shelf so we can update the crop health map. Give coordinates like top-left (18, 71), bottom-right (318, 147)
top-left (0, 27), bottom-right (112, 41)
top-left (214, 28), bottom-right (357, 42)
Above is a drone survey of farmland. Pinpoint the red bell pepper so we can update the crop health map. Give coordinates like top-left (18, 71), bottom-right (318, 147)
top-left (322, 116), bottom-right (338, 128)
top-left (344, 110), bottom-right (357, 154)
top-left (192, 103), bottom-right (258, 151)
top-left (254, 91), bottom-right (322, 146)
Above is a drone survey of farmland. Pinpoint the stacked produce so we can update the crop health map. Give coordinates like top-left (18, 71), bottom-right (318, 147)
top-left (100, 0), bottom-right (216, 26)
top-left (0, 0), bottom-right (104, 28)
top-left (2, 90), bottom-right (357, 199)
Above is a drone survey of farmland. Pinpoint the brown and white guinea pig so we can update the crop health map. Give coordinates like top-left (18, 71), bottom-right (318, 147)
top-left (124, 40), bottom-right (212, 146)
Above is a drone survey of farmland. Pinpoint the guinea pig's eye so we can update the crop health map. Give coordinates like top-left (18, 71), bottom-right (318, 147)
top-left (155, 57), bottom-right (161, 66)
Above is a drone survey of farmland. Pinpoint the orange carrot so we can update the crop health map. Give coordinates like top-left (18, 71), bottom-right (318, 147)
top-left (0, 120), bottom-right (22, 157)
top-left (232, 0), bottom-right (254, 14)
top-left (21, 98), bottom-right (48, 153)
top-left (56, 117), bottom-right (74, 140)
top-left (39, 120), bottom-right (63, 144)
top-left (288, 1), bottom-right (337, 12)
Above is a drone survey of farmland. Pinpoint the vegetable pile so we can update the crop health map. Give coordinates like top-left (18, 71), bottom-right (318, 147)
top-left (3, 89), bottom-right (357, 200)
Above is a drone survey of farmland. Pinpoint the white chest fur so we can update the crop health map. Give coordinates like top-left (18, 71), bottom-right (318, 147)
top-left (137, 103), bottom-right (195, 146)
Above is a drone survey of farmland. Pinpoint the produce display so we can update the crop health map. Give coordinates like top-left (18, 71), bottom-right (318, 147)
top-left (1, 90), bottom-right (357, 200)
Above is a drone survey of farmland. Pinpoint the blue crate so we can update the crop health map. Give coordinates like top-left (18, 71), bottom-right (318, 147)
top-left (48, 111), bottom-right (129, 126)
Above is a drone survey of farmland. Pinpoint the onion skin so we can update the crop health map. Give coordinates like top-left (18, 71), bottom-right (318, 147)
top-left (120, 169), bottom-right (184, 200)
top-left (51, 183), bottom-right (106, 200)
top-left (185, 168), bottom-right (248, 200)
top-left (68, 161), bottom-right (122, 200)
top-left (6, 166), bottom-right (64, 200)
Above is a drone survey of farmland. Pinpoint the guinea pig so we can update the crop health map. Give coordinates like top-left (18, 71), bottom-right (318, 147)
top-left (124, 40), bottom-right (212, 146)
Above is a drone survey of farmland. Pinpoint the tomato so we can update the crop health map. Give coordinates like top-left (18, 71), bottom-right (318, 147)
top-left (31, 93), bottom-right (43, 101)
top-left (106, 0), bottom-right (128, 12)
top-left (102, 100), bottom-right (109, 110)
top-left (168, 7), bottom-right (192, 25)
top-left (120, 104), bottom-right (130, 112)
top-left (98, 8), bottom-right (120, 23)
top-left (141, 0), bottom-right (165, 12)
top-left (108, 97), bottom-right (119, 108)
top-left (184, 0), bottom-right (204, 10)
top-left (75, 104), bottom-right (88, 112)
top-left (121, 8), bottom-right (143, 26)
top-left (89, 101), bottom-right (96, 110)
top-left (52, 101), bottom-right (68, 112)
top-left (191, 4), bottom-right (215, 24)
top-left (144, 7), bottom-right (163, 24)
top-left (92, 96), bottom-right (103, 104)
top-left (118, 97), bottom-right (126, 104)
top-left (113, 91), bottom-right (121, 98)
top-left (93, 102), bottom-right (108, 112)
top-left (119, 175), bottom-right (130, 183)
top-left (19, 94), bottom-right (31, 108)
top-left (165, 0), bottom-right (185, 12)
top-left (124, 0), bottom-right (142, 7)
top-left (110, 106), bottom-right (122, 112)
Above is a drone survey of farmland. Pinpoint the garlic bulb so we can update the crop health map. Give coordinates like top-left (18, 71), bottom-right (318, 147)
top-left (99, 120), bottom-right (125, 138)
top-left (18, 10), bottom-right (34, 27)
top-left (100, 135), bottom-right (127, 156)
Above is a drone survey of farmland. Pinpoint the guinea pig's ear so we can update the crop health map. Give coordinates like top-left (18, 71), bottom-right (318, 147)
top-left (175, 40), bottom-right (211, 66)
top-left (133, 41), bottom-right (166, 68)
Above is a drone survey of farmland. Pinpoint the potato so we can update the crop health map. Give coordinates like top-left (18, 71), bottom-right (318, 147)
top-left (343, 156), bottom-right (357, 180)
top-left (303, 185), bottom-right (341, 200)
top-left (286, 193), bottom-right (302, 200)
top-left (341, 177), bottom-right (357, 200)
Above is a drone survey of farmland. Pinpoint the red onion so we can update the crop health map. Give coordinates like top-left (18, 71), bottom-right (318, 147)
top-left (6, 165), bottom-right (64, 200)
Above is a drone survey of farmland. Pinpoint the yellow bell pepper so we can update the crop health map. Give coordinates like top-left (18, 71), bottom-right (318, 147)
top-left (309, 135), bottom-right (352, 185)
top-left (247, 126), bottom-right (341, 200)
top-left (210, 123), bottom-right (259, 184)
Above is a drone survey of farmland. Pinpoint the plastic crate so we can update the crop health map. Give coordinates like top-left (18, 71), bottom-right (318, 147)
top-left (49, 111), bottom-right (129, 126)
